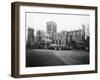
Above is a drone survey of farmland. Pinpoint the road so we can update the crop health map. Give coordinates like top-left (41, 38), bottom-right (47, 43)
top-left (26, 49), bottom-right (89, 67)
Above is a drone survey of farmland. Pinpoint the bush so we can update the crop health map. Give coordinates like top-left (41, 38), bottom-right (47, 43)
top-left (48, 45), bottom-right (71, 50)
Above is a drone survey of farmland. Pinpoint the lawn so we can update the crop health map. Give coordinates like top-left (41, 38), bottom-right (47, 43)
top-left (26, 49), bottom-right (89, 67)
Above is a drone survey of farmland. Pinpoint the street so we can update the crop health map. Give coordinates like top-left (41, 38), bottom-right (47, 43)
top-left (26, 49), bottom-right (89, 67)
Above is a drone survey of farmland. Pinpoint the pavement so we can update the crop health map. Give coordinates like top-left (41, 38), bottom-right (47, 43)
top-left (26, 49), bottom-right (89, 67)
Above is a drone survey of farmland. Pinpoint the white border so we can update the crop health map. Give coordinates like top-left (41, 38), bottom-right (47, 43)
top-left (19, 6), bottom-right (95, 74)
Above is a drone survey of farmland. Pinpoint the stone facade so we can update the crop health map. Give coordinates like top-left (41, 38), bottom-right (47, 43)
top-left (26, 21), bottom-right (89, 49)
top-left (26, 28), bottom-right (34, 47)
top-left (53, 29), bottom-right (85, 46)
top-left (53, 31), bottom-right (68, 46)
top-left (47, 21), bottom-right (57, 39)
top-left (36, 30), bottom-right (51, 42)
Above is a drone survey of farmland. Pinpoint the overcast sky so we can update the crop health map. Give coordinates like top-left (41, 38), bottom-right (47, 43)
top-left (26, 12), bottom-right (90, 36)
